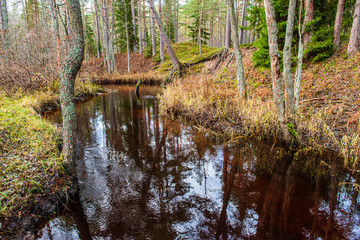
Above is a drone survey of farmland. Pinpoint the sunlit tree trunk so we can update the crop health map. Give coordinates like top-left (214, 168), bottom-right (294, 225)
top-left (93, 0), bottom-right (101, 58)
top-left (303, 0), bottom-right (313, 49)
top-left (228, 0), bottom-right (246, 99)
top-left (264, 0), bottom-right (292, 143)
top-left (348, 0), bottom-right (360, 56)
top-left (60, 0), bottom-right (85, 175)
top-left (131, 0), bottom-right (137, 52)
top-left (225, 5), bottom-right (231, 49)
top-left (333, 0), bottom-right (346, 51)
top-left (198, 0), bottom-right (204, 55)
top-left (282, 0), bottom-right (296, 119)
top-left (147, 0), bottom-right (181, 70)
top-left (99, 0), bottom-right (112, 73)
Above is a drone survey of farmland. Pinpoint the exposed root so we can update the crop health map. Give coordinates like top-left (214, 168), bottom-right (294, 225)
top-left (209, 48), bottom-right (231, 73)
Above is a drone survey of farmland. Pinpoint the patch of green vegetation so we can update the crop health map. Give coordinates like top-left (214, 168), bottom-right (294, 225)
top-left (0, 94), bottom-right (68, 217)
top-left (155, 42), bottom-right (222, 72)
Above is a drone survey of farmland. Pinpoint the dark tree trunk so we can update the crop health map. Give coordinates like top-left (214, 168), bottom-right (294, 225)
top-left (60, 0), bottom-right (85, 175)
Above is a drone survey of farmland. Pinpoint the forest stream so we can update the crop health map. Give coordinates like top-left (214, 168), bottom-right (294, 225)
top-left (36, 85), bottom-right (360, 239)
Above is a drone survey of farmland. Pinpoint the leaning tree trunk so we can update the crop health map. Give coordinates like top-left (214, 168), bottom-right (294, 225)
top-left (282, 0), bottom-right (296, 119)
top-left (225, 5), bottom-right (231, 49)
top-left (228, 0), bottom-right (247, 99)
top-left (333, 0), bottom-right (346, 51)
top-left (147, 0), bottom-right (181, 70)
top-left (348, 0), bottom-right (360, 56)
top-left (60, 0), bottom-right (85, 175)
top-left (264, 0), bottom-right (292, 143)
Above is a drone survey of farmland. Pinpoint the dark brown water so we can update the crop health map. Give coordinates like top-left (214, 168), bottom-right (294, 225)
top-left (38, 85), bottom-right (360, 240)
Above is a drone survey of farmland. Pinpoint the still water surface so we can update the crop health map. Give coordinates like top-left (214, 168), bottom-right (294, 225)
top-left (38, 85), bottom-right (360, 239)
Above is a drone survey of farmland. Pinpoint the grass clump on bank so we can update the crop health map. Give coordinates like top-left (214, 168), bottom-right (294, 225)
top-left (0, 94), bottom-right (69, 218)
top-left (159, 76), bottom-right (360, 168)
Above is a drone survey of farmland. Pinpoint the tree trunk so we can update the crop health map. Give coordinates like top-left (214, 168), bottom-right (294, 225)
top-left (239, 0), bottom-right (247, 44)
top-left (198, 0), bottom-right (204, 55)
top-left (138, 0), bottom-right (143, 53)
top-left (40, 0), bottom-right (48, 31)
top-left (294, 0), bottom-right (307, 111)
top-left (147, 0), bottom-right (181, 70)
top-left (50, 0), bottom-right (61, 66)
top-left (99, 0), bottom-right (112, 73)
top-left (303, 0), bottom-right (313, 49)
top-left (282, 0), bottom-right (296, 119)
top-left (159, 0), bottom-right (164, 62)
top-left (150, 12), bottom-right (156, 56)
top-left (228, 0), bottom-right (246, 99)
top-left (93, 0), bottom-right (101, 58)
top-left (225, 5), bottom-right (231, 49)
top-left (60, 0), bottom-right (85, 174)
top-left (333, 0), bottom-right (346, 51)
top-left (348, 0), bottom-right (360, 56)
top-left (264, 0), bottom-right (292, 143)
top-left (175, 0), bottom-right (179, 42)
top-left (131, 0), bottom-right (137, 52)
top-left (124, 0), bottom-right (131, 72)
top-left (0, 0), bottom-right (8, 45)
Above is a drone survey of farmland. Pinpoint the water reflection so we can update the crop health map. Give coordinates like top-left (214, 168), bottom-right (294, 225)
top-left (39, 85), bottom-right (360, 239)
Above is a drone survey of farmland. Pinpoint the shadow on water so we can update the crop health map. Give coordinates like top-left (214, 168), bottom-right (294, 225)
top-left (38, 85), bottom-right (360, 239)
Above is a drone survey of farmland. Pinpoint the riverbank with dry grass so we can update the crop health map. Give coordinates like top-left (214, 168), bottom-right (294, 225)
top-left (159, 45), bottom-right (360, 168)
top-left (0, 79), bottom-right (103, 238)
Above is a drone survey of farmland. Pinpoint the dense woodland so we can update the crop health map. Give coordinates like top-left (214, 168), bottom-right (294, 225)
top-left (1, 0), bottom-right (360, 237)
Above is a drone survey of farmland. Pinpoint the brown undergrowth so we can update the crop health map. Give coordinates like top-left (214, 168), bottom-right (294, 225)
top-left (160, 46), bottom-right (360, 167)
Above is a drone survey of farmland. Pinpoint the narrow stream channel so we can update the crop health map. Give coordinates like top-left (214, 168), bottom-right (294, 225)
top-left (38, 85), bottom-right (360, 239)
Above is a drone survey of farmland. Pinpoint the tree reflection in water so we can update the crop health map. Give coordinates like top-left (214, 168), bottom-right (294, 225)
top-left (39, 85), bottom-right (360, 240)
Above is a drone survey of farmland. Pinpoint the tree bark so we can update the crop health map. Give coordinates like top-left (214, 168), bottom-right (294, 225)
top-left (138, 0), bottom-right (143, 53)
top-left (228, 0), bottom-right (246, 99)
top-left (150, 12), bottom-right (156, 56)
top-left (93, 0), bottom-right (101, 58)
top-left (0, 0), bottom-right (8, 45)
top-left (264, 0), bottom-right (292, 143)
top-left (124, 0), bottom-right (131, 72)
top-left (303, 0), bottom-right (313, 49)
top-left (333, 0), bottom-right (346, 51)
top-left (159, 0), bottom-right (164, 62)
top-left (147, 0), bottom-right (181, 70)
top-left (282, 0), bottom-right (296, 119)
top-left (99, 0), bottom-right (113, 73)
top-left (60, 0), bottom-right (85, 175)
top-left (50, 0), bottom-right (61, 66)
top-left (239, 0), bottom-right (247, 44)
top-left (131, 0), bottom-right (137, 52)
top-left (40, 0), bottom-right (48, 31)
top-left (225, 5), bottom-right (231, 49)
top-left (198, 0), bottom-right (204, 54)
top-left (348, 0), bottom-right (360, 56)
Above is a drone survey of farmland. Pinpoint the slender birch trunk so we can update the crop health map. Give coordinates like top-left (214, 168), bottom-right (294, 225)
top-left (348, 0), bottom-right (360, 56)
top-left (282, 0), bottom-right (296, 119)
top-left (131, 0), bottom-right (137, 52)
top-left (264, 0), bottom-right (292, 143)
top-left (147, 0), bottom-right (181, 70)
top-left (124, 0), bottom-right (131, 72)
top-left (333, 0), bottom-right (346, 51)
top-left (225, 5), bottom-right (231, 49)
top-left (228, 0), bottom-right (246, 99)
top-left (60, 0), bottom-right (85, 174)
